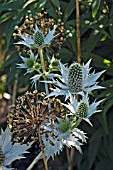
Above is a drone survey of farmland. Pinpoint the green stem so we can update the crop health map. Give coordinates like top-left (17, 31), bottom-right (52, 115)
top-left (38, 48), bottom-right (49, 95)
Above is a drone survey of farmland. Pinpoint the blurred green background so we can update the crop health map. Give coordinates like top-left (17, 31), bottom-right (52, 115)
top-left (0, 0), bottom-right (113, 170)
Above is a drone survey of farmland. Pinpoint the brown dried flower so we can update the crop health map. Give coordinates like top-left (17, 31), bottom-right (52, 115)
top-left (7, 91), bottom-right (66, 143)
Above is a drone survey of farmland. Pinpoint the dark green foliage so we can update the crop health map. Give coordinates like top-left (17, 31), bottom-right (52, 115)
top-left (0, 0), bottom-right (113, 170)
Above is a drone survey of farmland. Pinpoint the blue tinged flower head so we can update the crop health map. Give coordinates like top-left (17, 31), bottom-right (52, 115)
top-left (46, 60), bottom-right (105, 99)
top-left (0, 128), bottom-right (32, 169)
top-left (67, 62), bottom-right (83, 92)
top-left (41, 117), bottom-right (87, 160)
top-left (15, 24), bottom-right (57, 49)
top-left (63, 94), bottom-right (104, 125)
top-left (17, 50), bottom-right (38, 74)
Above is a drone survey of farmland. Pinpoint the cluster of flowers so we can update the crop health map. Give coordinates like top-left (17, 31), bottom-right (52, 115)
top-left (0, 22), bottom-right (105, 169)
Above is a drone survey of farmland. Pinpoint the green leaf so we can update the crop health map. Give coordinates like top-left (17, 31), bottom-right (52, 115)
top-left (88, 139), bottom-right (101, 169)
top-left (92, 0), bottom-right (101, 18)
top-left (95, 159), bottom-right (113, 170)
top-left (6, 10), bottom-right (26, 48)
top-left (22, 0), bottom-right (37, 9)
top-left (82, 31), bottom-right (102, 54)
top-left (63, 0), bottom-right (75, 22)
top-left (90, 127), bottom-right (106, 142)
top-left (50, 0), bottom-right (60, 8)
top-left (0, 1), bottom-right (24, 11)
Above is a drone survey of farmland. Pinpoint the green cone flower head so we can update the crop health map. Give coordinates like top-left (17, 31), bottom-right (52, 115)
top-left (68, 62), bottom-right (83, 92)
top-left (25, 58), bottom-right (34, 68)
top-left (76, 102), bottom-right (89, 118)
top-left (17, 50), bottom-right (38, 74)
top-left (34, 30), bottom-right (45, 47)
top-left (46, 60), bottom-right (105, 100)
top-left (15, 24), bottom-right (57, 49)
top-left (59, 120), bottom-right (70, 133)
top-left (0, 146), bottom-right (5, 166)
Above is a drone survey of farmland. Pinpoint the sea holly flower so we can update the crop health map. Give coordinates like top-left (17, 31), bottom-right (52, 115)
top-left (63, 94), bottom-right (104, 125)
top-left (0, 127), bottom-right (32, 170)
top-left (15, 24), bottom-right (57, 49)
top-left (41, 118), bottom-right (87, 160)
top-left (17, 50), bottom-right (38, 74)
top-left (45, 60), bottom-right (105, 99)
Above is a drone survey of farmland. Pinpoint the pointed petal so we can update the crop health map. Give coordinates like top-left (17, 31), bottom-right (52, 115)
top-left (16, 34), bottom-right (34, 44)
top-left (59, 60), bottom-right (68, 80)
top-left (83, 118), bottom-right (93, 126)
top-left (34, 24), bottom-right (39, 32)
top-left (14, 41), bottom-right (32, 49)
top-left (44, 26), bottom-right (57, 44)
top-left (85, 70), bottom-right (105, 87)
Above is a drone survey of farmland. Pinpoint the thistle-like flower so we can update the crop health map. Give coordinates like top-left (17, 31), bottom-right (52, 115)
top-left (41, 117), bottom-right (87, 160)
top-left (15, 24), bottom-right (57, 49)
top-left (63, 94), bottom-right (104, 125)
top-left (0, 127), bottom-right (32, 170)
top-left (17, 50), bottom-right (38, 74)
top-left (45, 60), bottom-right (105, 99)
top-left (7, 91), bottom-right (66, 143)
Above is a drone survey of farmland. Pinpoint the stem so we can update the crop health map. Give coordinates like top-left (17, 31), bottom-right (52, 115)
top-left (38, 48), bottom-right (49, 95)
top-left (38, 127), bottom-right (48, 170)
top-left (76, 0), bottom-right (81, 64)
top-left (12, 73), bottom-right (18, 104)
top-left (27, 48), bottom-right (49, 170)
top-left (66, 147), bottom-right (73, 170)
top-left (67, 1), bottom-right (81, 170)
top-left (26, 127), bottom-right (48, 170)
top-left (26, 153), bottom-right (40, 170)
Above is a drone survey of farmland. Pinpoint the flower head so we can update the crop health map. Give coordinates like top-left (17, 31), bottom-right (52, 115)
top-left (0, 127), bottom-right (32, 169)
top-left (17, 50), bottom-right (38, 74)
top-left (15, 24), bottom-right (57, 49)
top-left (7, 91), bottom-right (67, 144)
top-left (46, 60), bottom-right (105, 99)
top-left (63, 94), bottom-right (104, 125)
top-left (41, 117), bottom-right (87, 160)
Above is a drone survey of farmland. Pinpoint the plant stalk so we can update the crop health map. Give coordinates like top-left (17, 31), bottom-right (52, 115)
top-left (38, 48), bottom-right (49, 95)
top-left (66, 0), bottom-right (81, 170)
top-left (76, 0), bottom-right (81, 64)
top-left (27, 48), bottom-right (49, 170)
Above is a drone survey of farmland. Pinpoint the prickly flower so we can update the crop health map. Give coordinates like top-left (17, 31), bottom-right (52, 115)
top-left (41, 117), bottom-right (87, 160)
top-left (62, 94), bottom-right (104, 125)
top-left (17, 50), bottom-right (38, 74)
top-left (45, 60), bottom-right (105, 99)
top-left (15, 24), bottom-right (57, 49)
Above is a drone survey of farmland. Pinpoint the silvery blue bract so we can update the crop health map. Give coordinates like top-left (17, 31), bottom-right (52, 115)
top-left (46, 60), bottom-right (105, 100)
top-left (40, 118), bottom-right (87, 160)
top-left (17, 50), bottom-right (38, 74)
top-left (15, 25), bottom-right (57, 49)
top-left (0, 128), bottom-right (32, 169)
top-left (62, 94), bottom-right (104, 125)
